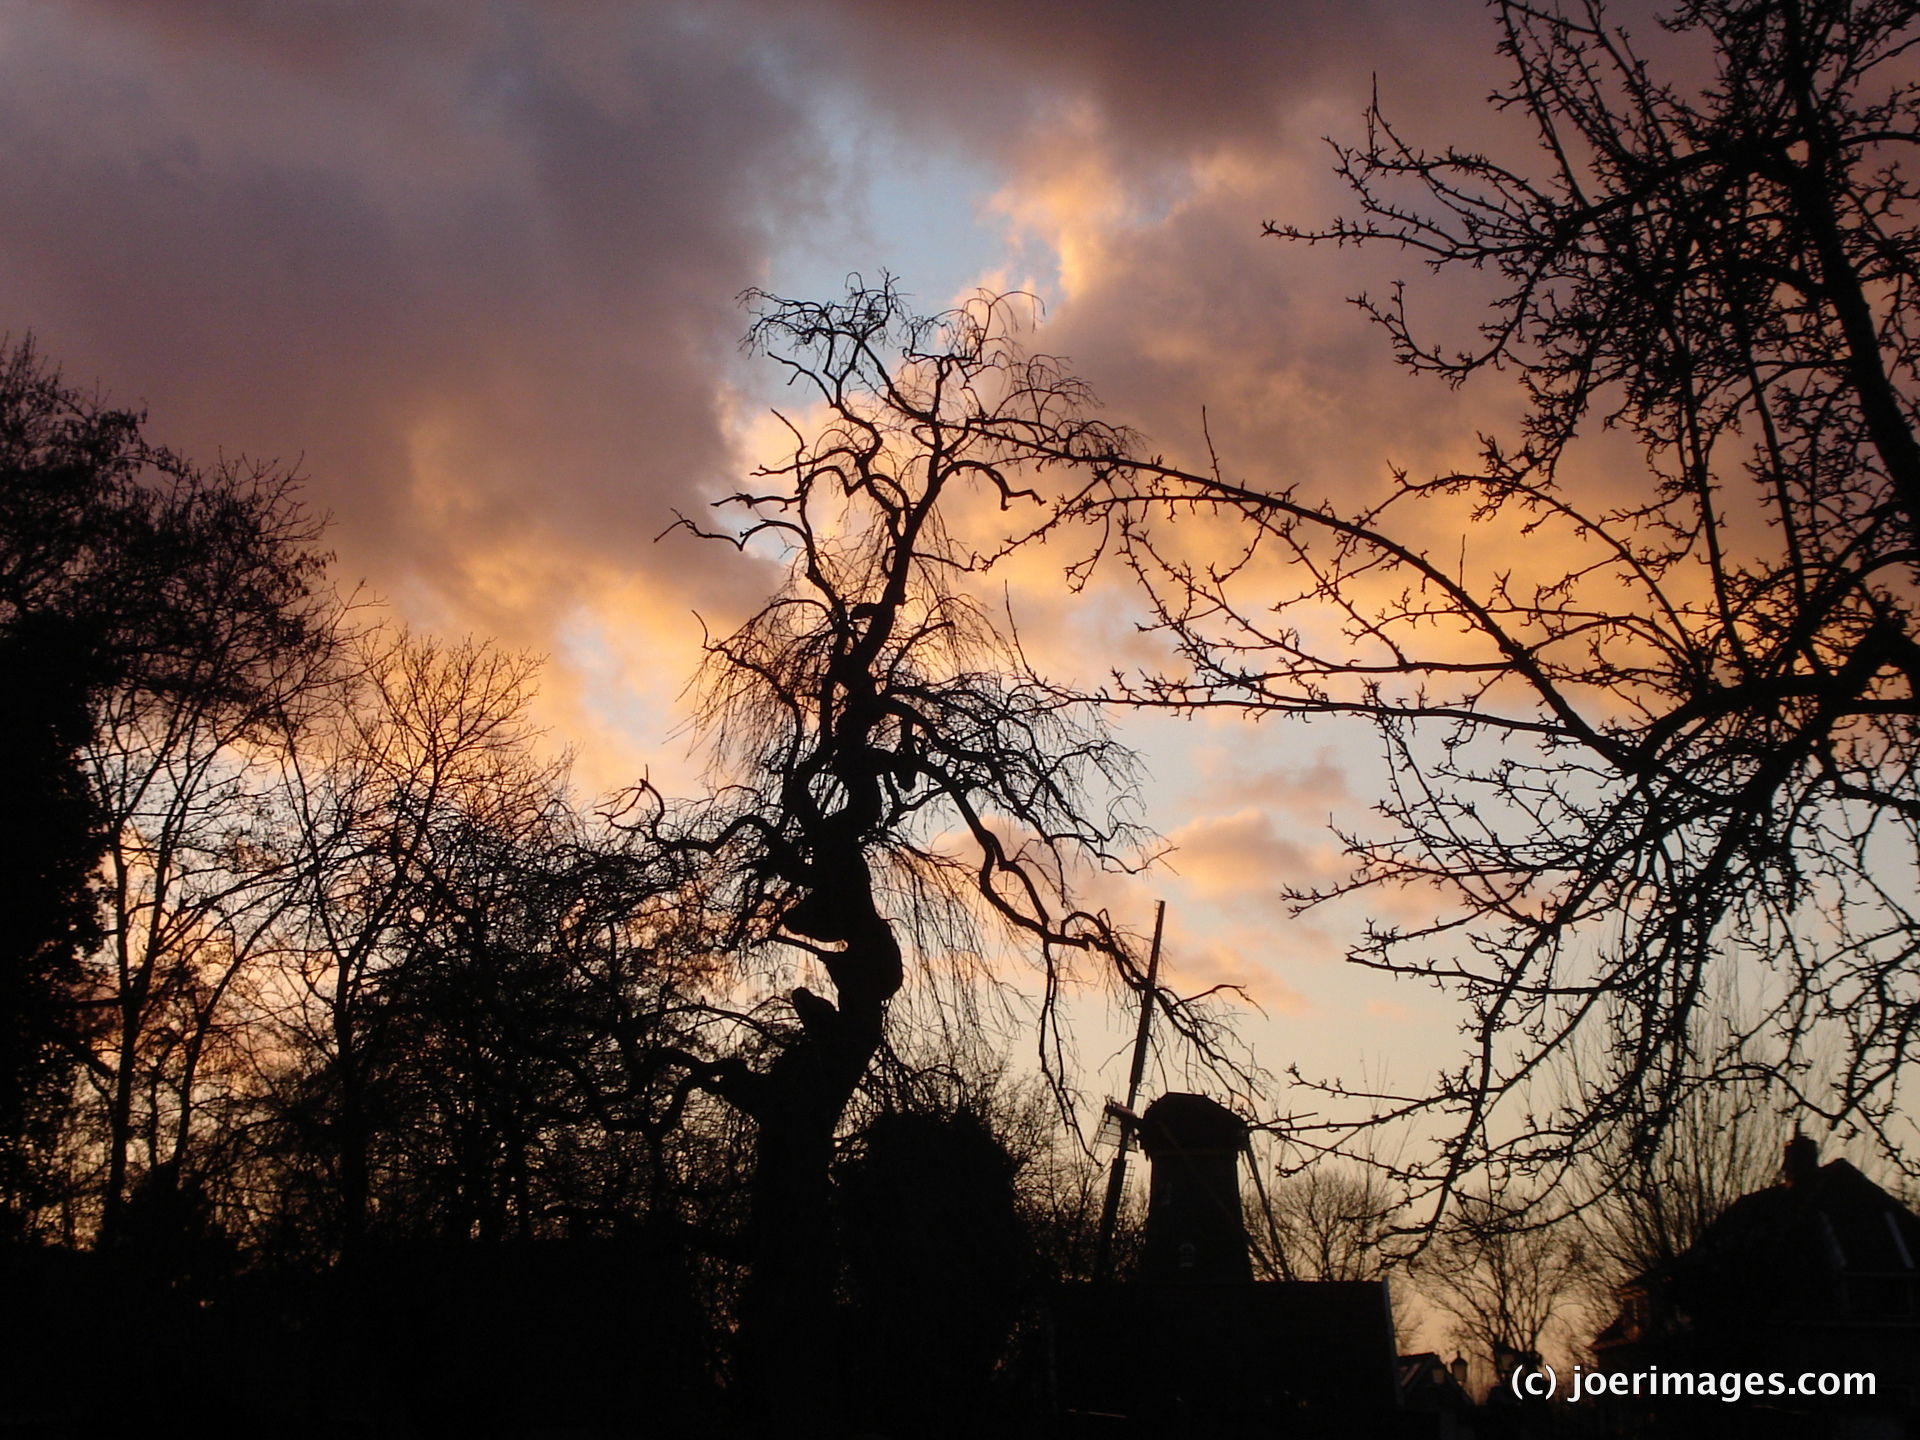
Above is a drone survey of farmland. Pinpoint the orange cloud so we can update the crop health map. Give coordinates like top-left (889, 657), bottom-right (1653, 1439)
top-left (1161, 807), bottom-right (1345, 910)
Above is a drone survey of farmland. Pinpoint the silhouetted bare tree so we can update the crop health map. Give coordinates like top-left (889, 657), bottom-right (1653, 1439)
top-left (1260, 1160), bottom-right (1403, 1283)
top-left (264, 634), bottom-right (556, 1251)
top-left (0, 339), bottom-right (338, 1239)
top-left (1576, 1074), bottom-right (1779, 1285)
top-left (78, 480), bottom-right (340, 1243)
top-left (639, 282), bottom-right (1243, 1434)
top-left (996, 0), bottom-right (1920, 1208)
top-left (1415, 1188), bottom-right (1593, 1386)
top-left (259, 631), bottom-right (722, 1255)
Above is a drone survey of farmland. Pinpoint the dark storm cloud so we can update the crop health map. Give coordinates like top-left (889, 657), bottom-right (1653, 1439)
top-left (0, 0), bottom-right (840, 638)
top-left (0, 0), bottom-right (1513, 685)
top-left (784, 0), bottom-right (1474, 154)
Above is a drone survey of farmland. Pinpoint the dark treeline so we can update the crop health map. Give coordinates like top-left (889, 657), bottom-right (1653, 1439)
top-left (0, 335), bottom-right (1153, 1440)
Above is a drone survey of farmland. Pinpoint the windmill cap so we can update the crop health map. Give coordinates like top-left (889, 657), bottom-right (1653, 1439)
top-left (1138, 1093), bottom-right (1249, 1157)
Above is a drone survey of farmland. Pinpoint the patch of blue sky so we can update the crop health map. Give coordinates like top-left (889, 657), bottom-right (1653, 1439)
top-left (768, 93), bottom-right (1009, 315)
top-left (735, 93), bottom-right (1015, 433)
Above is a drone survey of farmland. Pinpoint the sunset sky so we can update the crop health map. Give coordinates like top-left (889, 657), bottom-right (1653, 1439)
top-left (0, 0), bottom-right (1620, 1119)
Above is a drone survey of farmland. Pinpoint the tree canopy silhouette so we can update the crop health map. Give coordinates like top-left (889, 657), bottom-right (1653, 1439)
top-left (0, 341), bottom-right (334, 1233)
top-left (978, 0), bottom-right (1920, 1208)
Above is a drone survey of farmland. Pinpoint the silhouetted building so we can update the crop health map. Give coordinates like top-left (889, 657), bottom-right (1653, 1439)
top-left (1047, 1092), bottom-right (1402, 1436)
top-left (1595, 1136), bottom-right (1920, 1435)
top-left (1138, 1092), bottom-right (1254, 1284)
top-left (1396, 1352), bottom-right (1477, 1438)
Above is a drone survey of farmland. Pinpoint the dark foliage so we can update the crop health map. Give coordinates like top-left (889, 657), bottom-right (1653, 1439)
top-left (0, 614), bottom-right (105, 1225)
top-left (837, 1109), bottom-right (1040, 1438)
top-left (0, 340), bottom-right (333, 1232)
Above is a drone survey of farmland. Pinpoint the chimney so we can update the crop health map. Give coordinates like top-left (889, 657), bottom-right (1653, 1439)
top-left (1137, 1092), bottom-right (1253, 1283)
top-left (1783, 1132), bottom-right (1820, 1188)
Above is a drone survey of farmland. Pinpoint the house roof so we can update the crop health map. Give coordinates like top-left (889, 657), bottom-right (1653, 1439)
top-left (1611, 1144), bottom-right (1920, 1334)
top-left (1682, 1157), bottom-right (1919, 1281)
